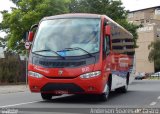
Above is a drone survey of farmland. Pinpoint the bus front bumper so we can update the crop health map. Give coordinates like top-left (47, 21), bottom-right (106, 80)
top-left (28, 75), bottom-right (106, 94)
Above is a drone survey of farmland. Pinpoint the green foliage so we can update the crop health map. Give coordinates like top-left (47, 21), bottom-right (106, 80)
top-left (70, 0), bottom-right (138, 47)
top-left (70, 0), bottom-right (127, 20)
top-left (0, 37), bottom-right (7, 48)
top-left (0, 0), bottom-right (138, 52)
top-left (148, 40), bottom-right (160, 71)
top-left (0, 0), bottom-right (71, 53)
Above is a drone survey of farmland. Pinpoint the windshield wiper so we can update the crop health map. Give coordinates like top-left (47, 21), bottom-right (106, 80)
top-left (33, 49), bottom-right (65, 59)
top-left (59, 47), bottom-right (93, 57)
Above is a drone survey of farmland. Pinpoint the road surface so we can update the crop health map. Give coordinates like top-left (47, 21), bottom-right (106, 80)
top-left (0, 80), bottom-right (160, 114)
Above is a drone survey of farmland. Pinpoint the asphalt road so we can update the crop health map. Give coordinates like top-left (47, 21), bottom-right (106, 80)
top-left (0, 80), bottom-right (160, 114)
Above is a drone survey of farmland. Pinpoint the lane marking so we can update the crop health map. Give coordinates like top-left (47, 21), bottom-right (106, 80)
top-left (0, 101), bottom-right (40, 108)
top-left (150, 102), bottom-right (157, 106)
top-left (158, 96), bottom-right (160, 100)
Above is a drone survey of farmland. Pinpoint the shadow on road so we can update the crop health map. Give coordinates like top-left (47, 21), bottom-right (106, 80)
top-left (39, 91), bottom-right (127, 104)
top-left (38, 89), bottom-right (160, 107)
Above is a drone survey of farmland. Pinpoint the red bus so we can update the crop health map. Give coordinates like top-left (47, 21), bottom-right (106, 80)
top-left (26, 13), bottom-right (135, 101)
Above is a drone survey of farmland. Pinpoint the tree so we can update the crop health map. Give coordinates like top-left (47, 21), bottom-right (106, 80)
top-left (70, 0), bottom-right (127, 19)
top-left (148, 40), bottom-right (160, 71)
top-left (0, 37), bottom-right (7, 48)
top-left (0, 0), bottom-right (71, 53)
top-left (0, 0), bottom-right (138, 53)
top-left (69, 0), bottom-right (138, 47)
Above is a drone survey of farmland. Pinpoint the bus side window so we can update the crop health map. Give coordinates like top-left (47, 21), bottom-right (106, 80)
top-left (105, 36), bottom-right (110, 55)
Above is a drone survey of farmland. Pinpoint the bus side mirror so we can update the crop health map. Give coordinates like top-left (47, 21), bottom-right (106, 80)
top-left (27, 24), bottom-right (38, 42)
top-left (28, 31), bottom-right (34, 42)
top-left (105, 25), bottom-right (111, 35)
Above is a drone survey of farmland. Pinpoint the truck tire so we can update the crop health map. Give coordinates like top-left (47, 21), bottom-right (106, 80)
top-left (41, 93), bottom-right (52, 100)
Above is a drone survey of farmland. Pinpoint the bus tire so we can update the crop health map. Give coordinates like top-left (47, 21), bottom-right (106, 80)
top-left (116, 74), bottom-right (129, 93)
top-left (41, 93), bottom-right (52, 100)
top-left (99, 83), bottom-right (110, 101)
top-left (116, 85), bottom-right (128, 93)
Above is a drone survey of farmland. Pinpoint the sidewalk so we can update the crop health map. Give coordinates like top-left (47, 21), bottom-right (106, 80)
top-left (0, 85), bottom-right (29, 94)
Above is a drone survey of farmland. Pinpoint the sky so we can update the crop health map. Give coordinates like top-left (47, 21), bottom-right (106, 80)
top-left (0, 0), bottom-right (160, 37)
top-left (121, 0), bottom-right (160, 11)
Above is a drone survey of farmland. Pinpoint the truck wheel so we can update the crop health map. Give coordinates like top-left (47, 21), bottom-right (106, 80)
top-left (99, 83), bottom-right (110, 101)
top-left (41, 93), bottom-right (52, 100)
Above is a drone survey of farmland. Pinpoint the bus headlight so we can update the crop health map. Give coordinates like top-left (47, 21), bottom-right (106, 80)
top-left (28, 71), bottom-right (43, 78)
top-left (80, 71), bottom-right (101, 79)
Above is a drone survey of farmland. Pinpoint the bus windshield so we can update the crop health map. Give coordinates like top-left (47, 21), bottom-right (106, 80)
top-left (32, 18), bottom-right (101, 57)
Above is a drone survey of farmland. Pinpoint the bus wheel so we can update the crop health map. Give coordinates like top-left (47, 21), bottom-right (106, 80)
top-left (116, 84), bottom-right (128, 93)
top-left (41, 93), bottom-right (52, 100)
top-left (116, 75), bottom-right (129, 93)
top-left (100, 83), bottom-right (110, 101)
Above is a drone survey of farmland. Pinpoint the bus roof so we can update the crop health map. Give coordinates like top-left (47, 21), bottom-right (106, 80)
top-left (42, 13), bottom-right (133, 38)
top-left (42, 13), bottom-right (101, 20)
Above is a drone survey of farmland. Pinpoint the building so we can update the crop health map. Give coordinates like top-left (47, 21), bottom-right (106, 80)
top-left (128, 6), bottom-right (160, 73)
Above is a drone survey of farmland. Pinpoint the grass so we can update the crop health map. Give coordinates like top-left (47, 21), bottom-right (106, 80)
top-left (147, 76), bottom-right (160, 80)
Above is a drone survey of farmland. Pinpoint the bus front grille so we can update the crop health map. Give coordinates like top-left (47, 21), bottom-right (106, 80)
top-left (39, 61), bottom-right (86, 68)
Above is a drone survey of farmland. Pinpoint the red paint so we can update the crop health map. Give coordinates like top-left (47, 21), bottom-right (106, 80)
top-left (27, 14), bottom-right (134, 95)
top-left (28, 31), bottom-right (34, 42)
top-left (105, 25), bottom-right (111, 35)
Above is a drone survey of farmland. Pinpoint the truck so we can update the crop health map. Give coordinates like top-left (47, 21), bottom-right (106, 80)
top-left (26, 13), bottom-right (135, 101)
